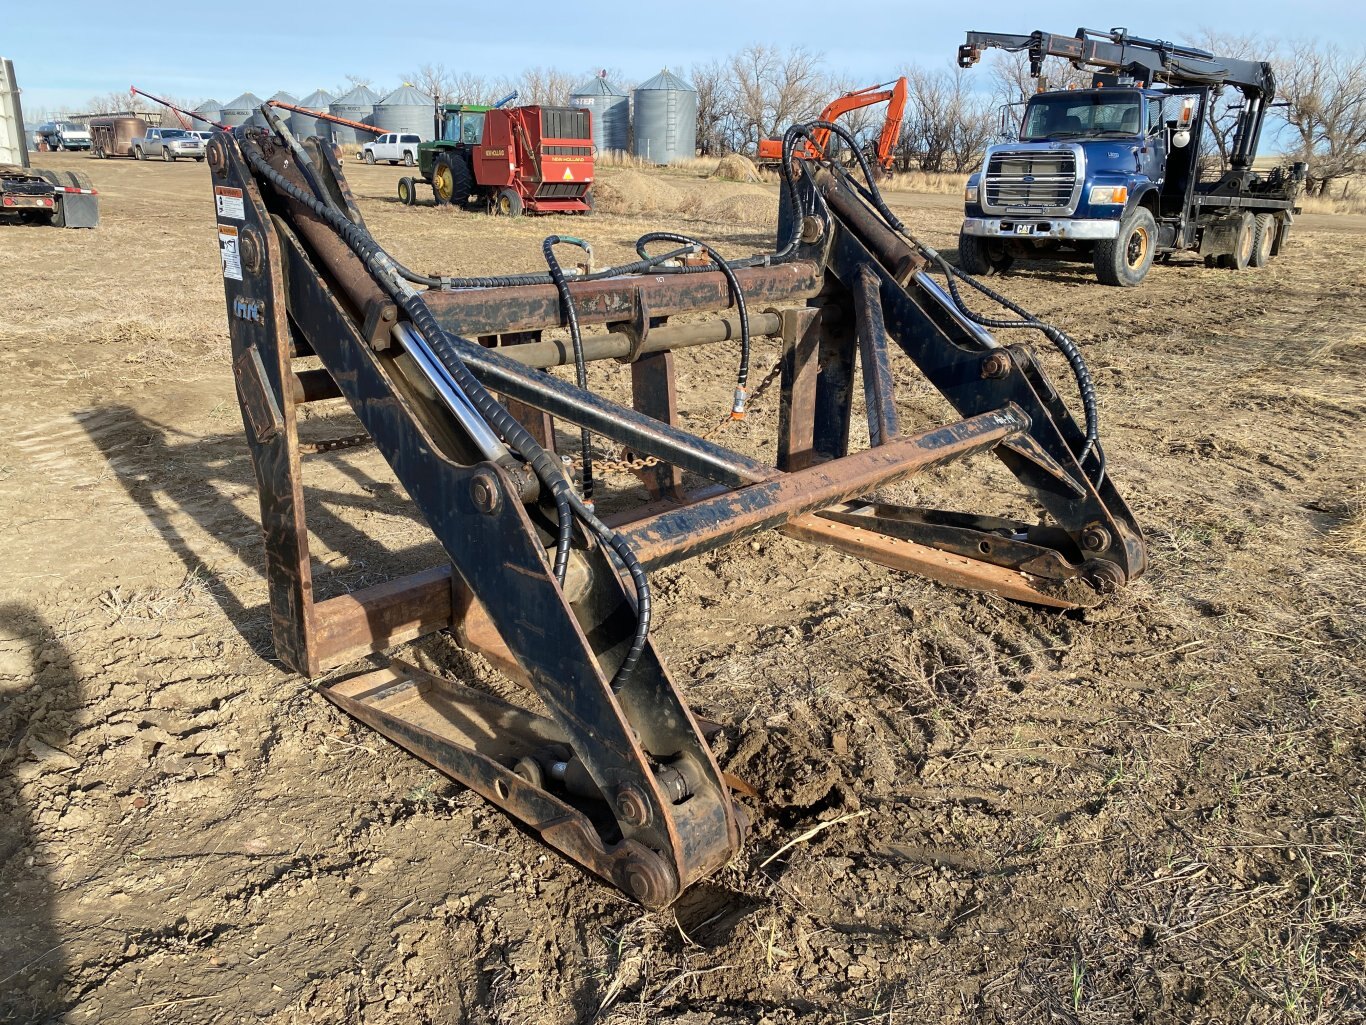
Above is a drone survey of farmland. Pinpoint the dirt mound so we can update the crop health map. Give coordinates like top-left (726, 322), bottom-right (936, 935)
top-left (696, 184), bottom-right (775, 226)
top-left (591, 170), bottom-right (685, 215)
top-left (710, 153), bottom-right (761, 183)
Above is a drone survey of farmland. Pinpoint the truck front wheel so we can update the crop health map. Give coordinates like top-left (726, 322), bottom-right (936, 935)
top-left (957, 230), bottom-right (1012, 276)
top-left (1094, 207), bottom-right (1156, 286)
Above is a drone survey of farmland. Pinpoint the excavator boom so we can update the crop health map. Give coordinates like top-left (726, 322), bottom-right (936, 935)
top-left (757, 77), bottom-right (907, 172)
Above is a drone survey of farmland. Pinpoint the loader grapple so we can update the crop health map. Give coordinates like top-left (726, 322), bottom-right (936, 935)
top-left (211, 119), bottom-right (1145, 907)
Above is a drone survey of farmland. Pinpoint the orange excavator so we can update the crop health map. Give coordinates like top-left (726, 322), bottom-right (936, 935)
top-left (756, 77), bottom-right (908, 173)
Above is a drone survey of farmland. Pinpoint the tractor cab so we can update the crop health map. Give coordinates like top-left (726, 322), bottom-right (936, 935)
top-left (440, 106), bottom-right (489, 146)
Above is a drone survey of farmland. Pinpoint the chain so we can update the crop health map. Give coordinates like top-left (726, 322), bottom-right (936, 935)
top-left (298, 363), bottom-right (787, 475)
top-left (300, 432), bottom-right (373, 454)
top-left (565, 358), bottom-right (786, 476)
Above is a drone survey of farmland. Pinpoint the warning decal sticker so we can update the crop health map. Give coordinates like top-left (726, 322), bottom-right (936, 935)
top-left (219, 224), bottom-right (243, 281)
top-left (562, 167), bottom-right (574, 180)
top-left (214, 185), bottom-right (246, 220)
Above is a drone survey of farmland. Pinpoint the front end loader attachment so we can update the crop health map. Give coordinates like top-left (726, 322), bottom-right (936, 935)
top-left (209, 111), bottom-right (1144, 906)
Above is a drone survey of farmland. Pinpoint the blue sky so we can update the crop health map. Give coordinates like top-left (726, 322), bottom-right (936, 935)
top-left (6, 0), bottom-right (1358, 115)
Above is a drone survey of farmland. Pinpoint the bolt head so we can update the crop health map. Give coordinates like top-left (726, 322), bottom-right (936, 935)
top-left (469, 470), bottom-right (500, 514)
top-left (1081, 526), bottom-right (1111, 552)
top-left (981, 352), bottom-right (1011, 380)
top-left (614, 786), bottom-right (651, 828)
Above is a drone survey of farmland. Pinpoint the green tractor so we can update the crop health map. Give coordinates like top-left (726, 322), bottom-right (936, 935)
top-left (402, 102), bottom-right (595, 216)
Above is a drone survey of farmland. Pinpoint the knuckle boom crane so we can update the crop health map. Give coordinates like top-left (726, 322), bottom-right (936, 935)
top-left (957, 27), bottom-right (1303, 285)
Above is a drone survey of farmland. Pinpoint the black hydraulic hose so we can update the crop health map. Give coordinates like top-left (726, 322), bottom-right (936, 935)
top-left (636, 231), bottom-right (753, 418)
top-left (237, 137), bottom-right (576, 587)
top-left (792, 117), bottom-right (1106, 482)
top-left (240, 136), bottom-right (654, 686)
top-left (543, 236), bottom-right (596, 505)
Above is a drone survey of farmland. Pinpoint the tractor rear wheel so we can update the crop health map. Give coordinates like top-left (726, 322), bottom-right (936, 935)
top-left (1250, 213), bottom-right (1276, 267)
top-left (494, 187), bottom-right (523, 217)
top-left (431, 153), bottom-right (472, 207)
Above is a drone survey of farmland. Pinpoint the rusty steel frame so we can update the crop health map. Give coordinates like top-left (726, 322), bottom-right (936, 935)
top-left (210, 125), bottom-right (1146, 906)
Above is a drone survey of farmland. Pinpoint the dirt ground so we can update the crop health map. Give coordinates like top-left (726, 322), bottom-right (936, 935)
top-left (1, 150), bottom-right (1363, 1025)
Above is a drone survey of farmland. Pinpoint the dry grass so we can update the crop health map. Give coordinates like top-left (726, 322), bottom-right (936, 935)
top-left (882, 169), bottom-right (970, 195)
top-left (1298, 193), bottom-right (1366, 216)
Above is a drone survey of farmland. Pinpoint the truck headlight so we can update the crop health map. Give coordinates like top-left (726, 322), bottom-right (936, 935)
top-left (964, 180), bottom-right (978, 204)
top-left (1089, 185), bottom-right (1129, 205)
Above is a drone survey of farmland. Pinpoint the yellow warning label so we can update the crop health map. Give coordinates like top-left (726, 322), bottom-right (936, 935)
top-left (563, 167), bottom-right (574, 180)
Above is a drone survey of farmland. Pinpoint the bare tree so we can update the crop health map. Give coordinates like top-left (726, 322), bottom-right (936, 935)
top-left (404, 62), bottom-right (454, 105)
top-left (1274, 40), bottom-right (1366, 196)
top-left (690, 58), bottom-right (732, 155)
top-left (728, 44), bottom-right (828, 153)
top-left (902, 67), bottom-right (953, 171)
top-left (341, 73), bottom-right (374, 92)
top-left (515, 66), bottom-right (575, 107)
top-left (900, 65), bottom-right (996, 173)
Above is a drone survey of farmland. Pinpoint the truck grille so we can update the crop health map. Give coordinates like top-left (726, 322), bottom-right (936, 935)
top-left (984, 150), bottom-right (1077, 211)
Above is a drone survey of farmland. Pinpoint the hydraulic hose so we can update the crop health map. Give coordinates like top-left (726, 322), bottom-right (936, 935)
top-left (790, 118), bottom-right (1105, 482)
top-left (636, 232), bottom-right (753, 417)
top-left (239, 133), bottom-right (654, 686)
top-left (543, 236), bottom-right (597, 504)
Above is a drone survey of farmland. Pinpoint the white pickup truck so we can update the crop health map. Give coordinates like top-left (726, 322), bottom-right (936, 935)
top-left (132, 127), bottom-right (207, 162)
top-left (361, 132), bottom-right (421, 165)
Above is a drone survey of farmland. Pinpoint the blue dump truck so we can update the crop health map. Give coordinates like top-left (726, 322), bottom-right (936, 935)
top-left (956, 28), bottom-right (1303, 286)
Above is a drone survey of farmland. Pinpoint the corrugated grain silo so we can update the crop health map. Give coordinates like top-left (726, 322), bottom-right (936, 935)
top-left (632, 69), bottom-right (697, 164)
top-left (570, 72), bottom-right (628, 154)
top-left (292, 89), bottom-right (334, 141)
top-left (372, 85), bottom-right (435, 140)
top-left (220, 92), bottom-right (264, 128)
top-left (193, 99), bottom-right (221, 130)
top-left (329, 85), bottom-right (379, 146)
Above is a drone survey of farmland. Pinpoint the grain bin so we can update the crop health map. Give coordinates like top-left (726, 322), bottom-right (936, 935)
top-left (290, 89), bottom-right (334, 141)
top-left (570, 72), bottom-right (628, 155)
top-left (372, 85), bottom-right (435, 141)
top-left (193, 99), bottom-right (221, 130)
top-left (329, 85), bottom-right (379, 146)
top-left (633, 69), bottom-right (696, 164)
top-left (220, 92), bottom-right (264, 128)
